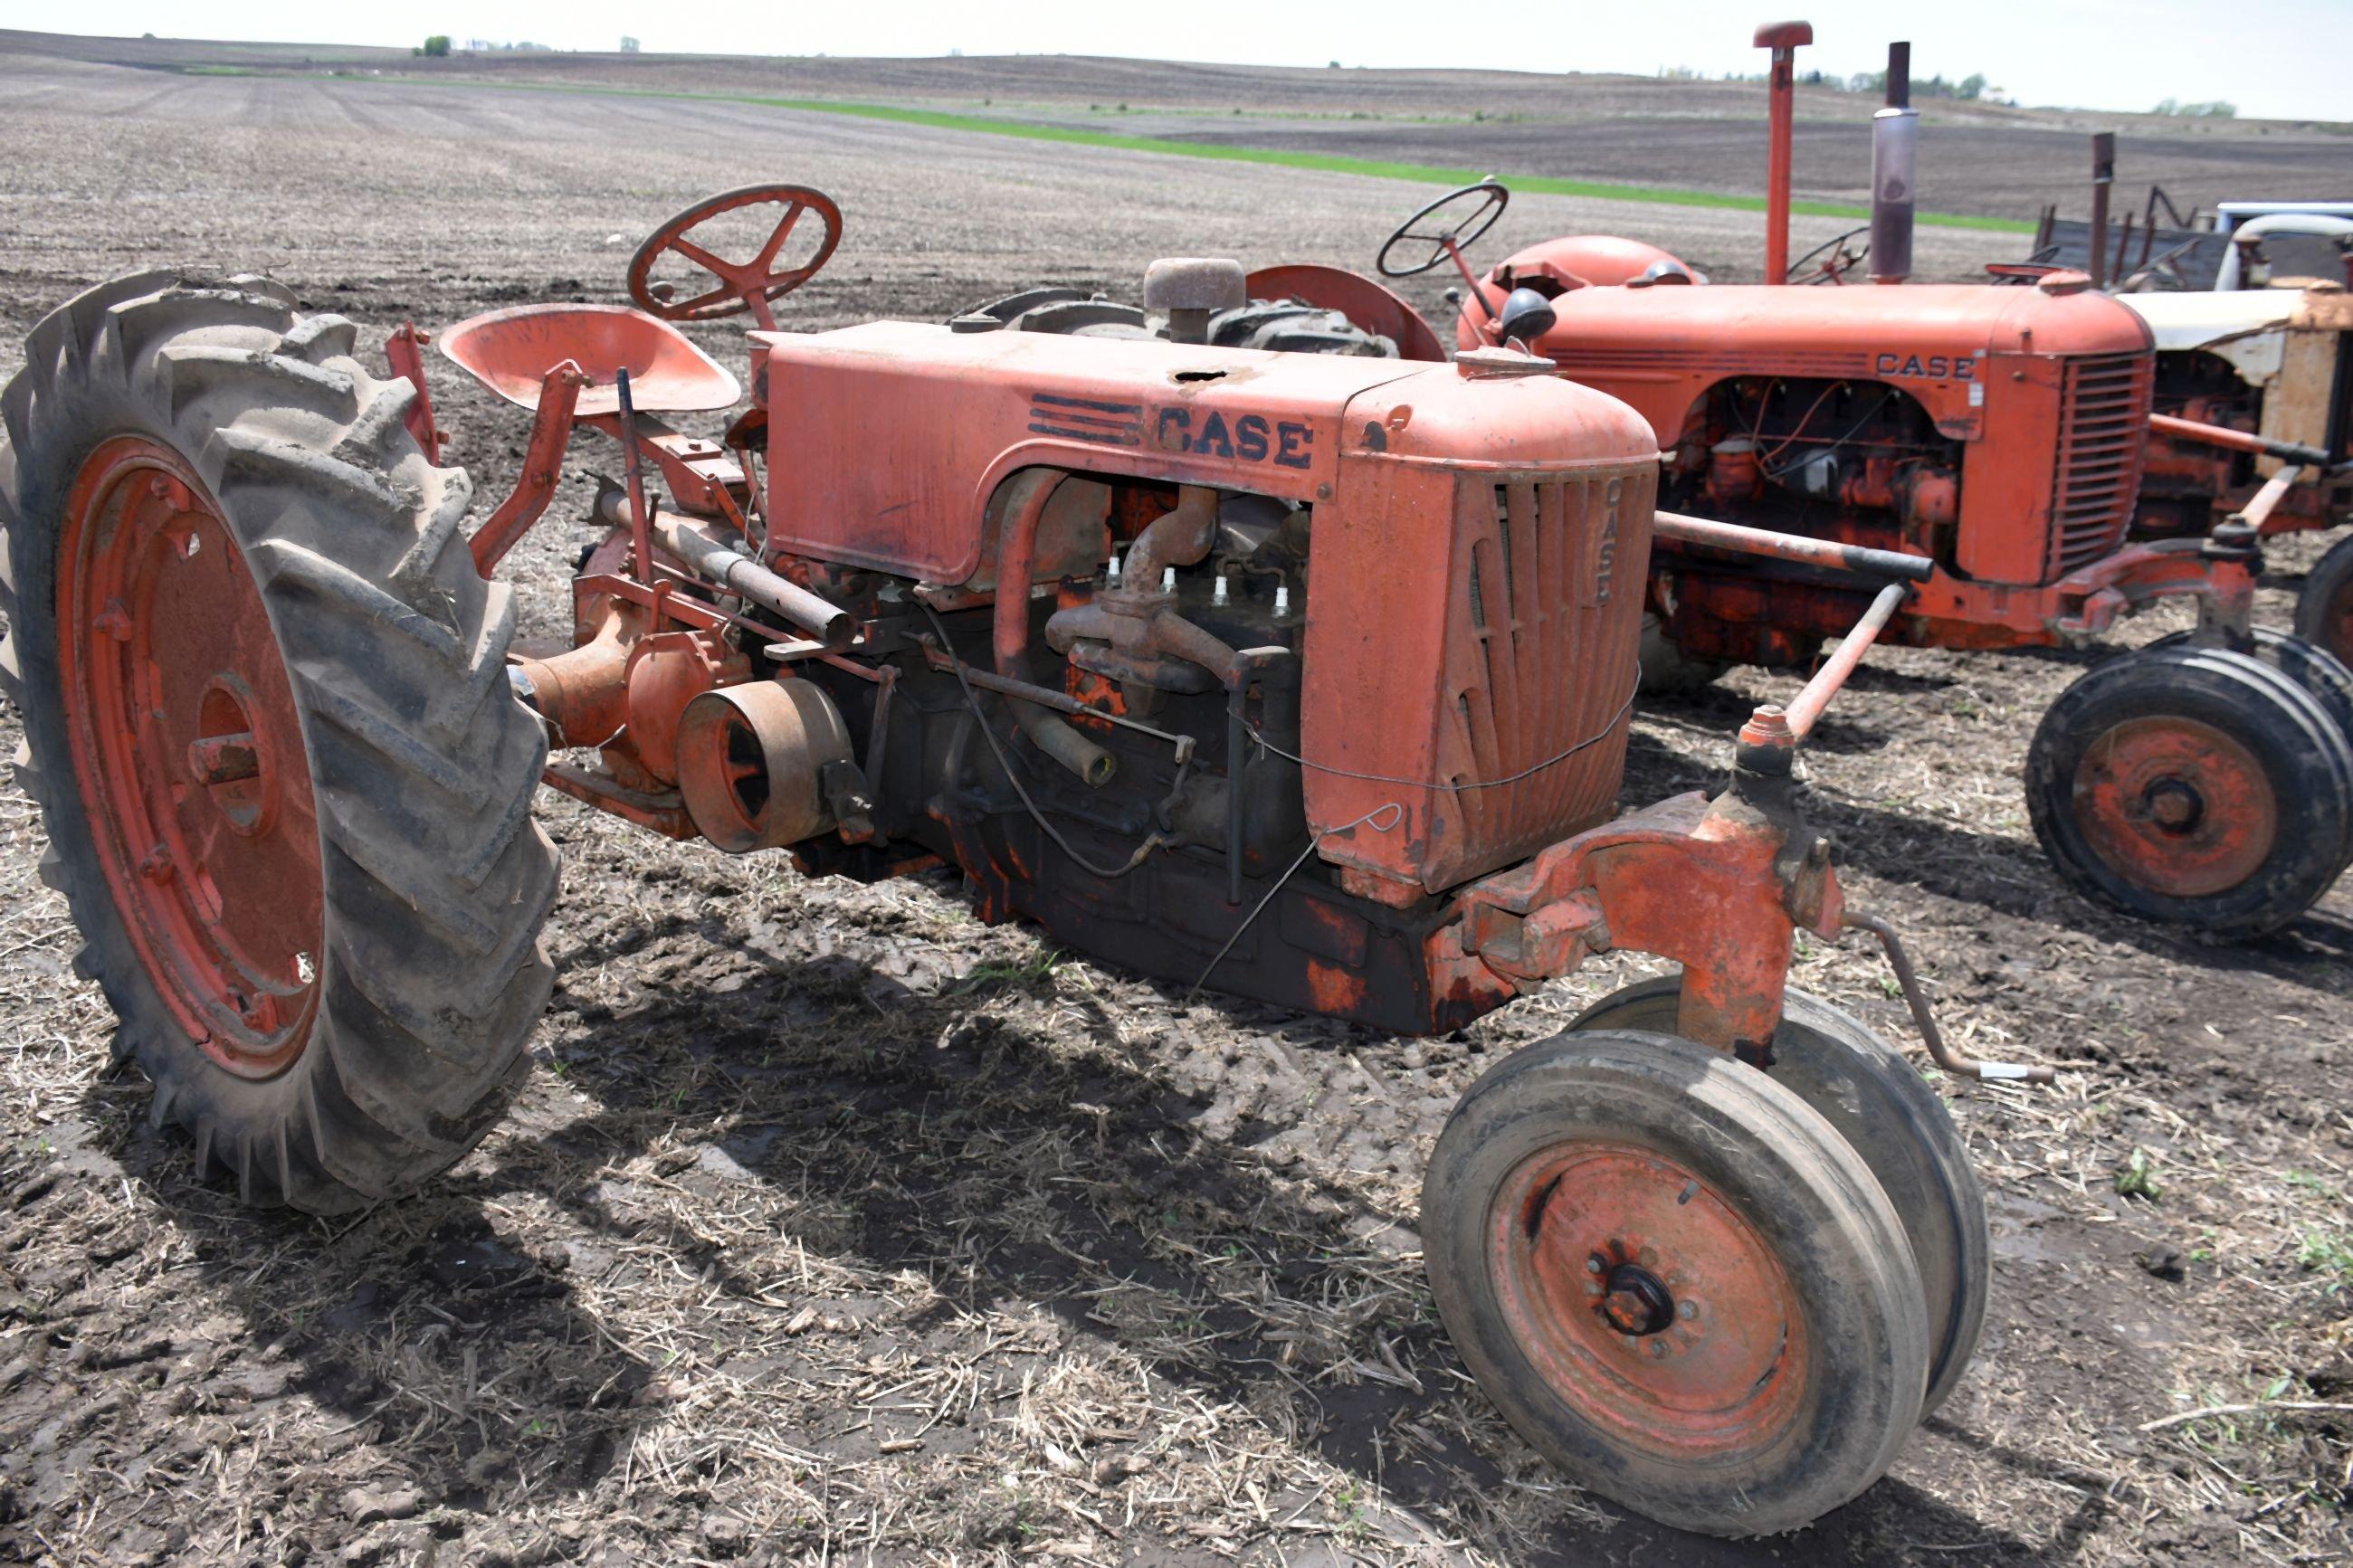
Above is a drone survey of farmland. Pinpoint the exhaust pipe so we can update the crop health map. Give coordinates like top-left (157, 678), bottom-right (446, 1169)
top-left (2087, 131), bottom-right (2116, 290)
top-left (1753, 21), bottom-right (1814, 285)
top-left (1869, 41), bottom-right (1917, 284)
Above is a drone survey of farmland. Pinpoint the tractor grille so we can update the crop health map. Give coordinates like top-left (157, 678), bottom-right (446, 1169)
top-left (2047, 352), bottom-right (2153, 576)
top-left (1439, 466), bottom-right (1653, 880)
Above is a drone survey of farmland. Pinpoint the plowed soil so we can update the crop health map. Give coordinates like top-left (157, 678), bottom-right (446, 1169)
top-left (0, 44), bottom-right (2347, 1568)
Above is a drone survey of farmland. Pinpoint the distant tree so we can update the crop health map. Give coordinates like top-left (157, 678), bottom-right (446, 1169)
top-left (416, 34), bottom-right (451, 57)
top-left (2153, 97), bottom-right (2237, 118)
top-left (619, 35), bottom-right (640, 52)
top-left (1328, 60), bottom-right (1341, 69)
top-left (1957, 72), bottom-right (1986, 101)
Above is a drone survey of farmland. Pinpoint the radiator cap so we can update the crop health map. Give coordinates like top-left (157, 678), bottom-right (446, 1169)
top-left (2036, 269), bottom-right (2095, 296)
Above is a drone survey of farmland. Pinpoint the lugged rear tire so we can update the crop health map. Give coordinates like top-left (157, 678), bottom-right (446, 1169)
top-left (0, 272), bottom-right (559, 1213)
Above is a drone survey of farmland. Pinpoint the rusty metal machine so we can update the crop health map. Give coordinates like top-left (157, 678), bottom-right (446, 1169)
top-left (2009, 149), bottom-right (2353, 662)
top-left (1227, 28), bottom-right (2353, 939)
top-left (0, 185), bottom-right (2042, 1535)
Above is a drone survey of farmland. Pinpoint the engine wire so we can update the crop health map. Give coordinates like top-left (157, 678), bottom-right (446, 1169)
top-left (1186, 802), bottom-right (1406, 999)
top-left (918, 601), bottom-right (1167, 879)
top-left (1241, 671), bottom-right (1640, 792)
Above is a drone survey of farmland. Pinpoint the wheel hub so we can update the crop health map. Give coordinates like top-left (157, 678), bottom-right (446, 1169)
top-left (56, 438), bottom-right (323, 1078)
top-left (2073, 715), bottom-right (2276, 898)
top-left (1596, 1256), bottom-right (1677, 1337)
top-left (1492, 1144), bottom-right (1808, 1460)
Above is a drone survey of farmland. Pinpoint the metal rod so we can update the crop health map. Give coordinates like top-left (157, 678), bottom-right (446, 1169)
top-left (1785, 581), bottom-right (1906, 739)
top-left (589, 488), bottom-right (856, 648)
top-left (915, 637), bottom-right (1196, 756)
top-left (614, 368), bottom-right (653, 587)
top-left (1843, 912), bottom-right (2055, 1083)
top-left (1655, 509), bottom-right (1935, 581)
top-left (2232, 463), bottom-right (2307, 531)
top-left (1226, 689), bottom-right (1247, 906)
top-left (1442, 237), bottom-right (1496, 321)
top-left (1753, 23), bottom-right (1812, 284)
top-left (2148, 411), bottom-right (2335, 469)
top-left (652, 514), bottom-right (855, 648)
top-left (2087, 132), bottom-right (2115, 291)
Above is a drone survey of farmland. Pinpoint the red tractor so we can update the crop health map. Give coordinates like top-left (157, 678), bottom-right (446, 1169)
top-left (1221, 35), bottom-right (2353, 939)
top-left (0, 190), bottom-right (2040, 1536)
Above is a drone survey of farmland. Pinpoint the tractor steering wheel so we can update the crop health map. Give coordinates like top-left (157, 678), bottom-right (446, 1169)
top-left (1377, 181), bottom-right (1511, 278)
top-left (1790, 225), bottom-right (1870, 285)
top-left (628, 184), bottom-right (843, 331)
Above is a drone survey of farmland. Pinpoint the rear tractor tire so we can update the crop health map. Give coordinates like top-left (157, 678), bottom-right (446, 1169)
top-left (1422, 1029), bottom-right (1930, 1536)
top-left (0, 272), bottom-right (559, 1212)
top-left (2024, 643), bottom-right (2353, 939)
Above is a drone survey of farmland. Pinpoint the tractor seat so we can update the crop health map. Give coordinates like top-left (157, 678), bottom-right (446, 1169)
top-left (437, 302), bottom-right (740, 416)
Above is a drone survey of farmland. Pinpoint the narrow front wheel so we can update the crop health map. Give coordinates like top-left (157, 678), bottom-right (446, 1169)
top-left (1422, 1029), bottom-right (1929, 1537)
top-left (2024, 645), bottom-right (2353, 938)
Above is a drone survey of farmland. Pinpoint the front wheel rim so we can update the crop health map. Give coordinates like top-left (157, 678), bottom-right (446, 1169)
top-left (2071, 714), bottom-right (2276, 898)
top-left (1490, 1142), bottom-right (1812, 1463)
top-left (56, 436), bottom-right (323, 1078)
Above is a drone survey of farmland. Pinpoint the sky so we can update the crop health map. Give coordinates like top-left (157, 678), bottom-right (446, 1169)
top-left (8, 1), bottom-right (2350, 122)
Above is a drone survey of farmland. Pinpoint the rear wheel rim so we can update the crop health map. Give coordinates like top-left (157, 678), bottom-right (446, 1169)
top-left (2072, 715), bottom-right (2275, 898)
top-left (57, 437), bottom-right (323, 1077)
top-left (1491, 1142), bottom-right (1810, 1462)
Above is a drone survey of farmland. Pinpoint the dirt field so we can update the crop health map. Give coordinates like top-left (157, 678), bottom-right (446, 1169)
top-left (0, 43), bottom-right (2349, 1568)
top-left (7, 27), bottom-right (2350, 223)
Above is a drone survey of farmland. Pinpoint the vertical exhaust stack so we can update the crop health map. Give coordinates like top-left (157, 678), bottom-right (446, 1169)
top-left (1754, 21), bottom-right (1814, 284)
top-left (1869, 41), bottom-right (1917, 284)
top-left (2087, 131), bottom-right (2116, 290)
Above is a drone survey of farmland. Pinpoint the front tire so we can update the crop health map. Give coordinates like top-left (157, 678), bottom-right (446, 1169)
top-left (1422, 1029), bottom-right (1929, 1537)
top-left (2295, 530), bottom-right (2353, 670)
top-left (2024, 644), bottom-right (2352, 939)
top-left (1567, 978), bottom-right (1988, 1418)
top-left (0, 273), bottom-right (559, 1212)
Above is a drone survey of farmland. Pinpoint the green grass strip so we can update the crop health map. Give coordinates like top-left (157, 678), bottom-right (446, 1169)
top-left (322, 71), bottom-right (2034, 234)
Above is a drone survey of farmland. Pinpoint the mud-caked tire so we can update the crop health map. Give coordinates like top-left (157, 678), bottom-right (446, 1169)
top-left (2295, 530), bottom-right (2353, 671)
top-left (2024, 644), bottom-right (2352, 939)
top-left (0, 272), bottom-right (559, 1213)
top-left (2148, 625), bottom-right (2353, 757)
top-left (1422, 1029), bottom-right (1929, 1537)
top-left (1568, 978), bottom-right (1988, 1418)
